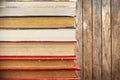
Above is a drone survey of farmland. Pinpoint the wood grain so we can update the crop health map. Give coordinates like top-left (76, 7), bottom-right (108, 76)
top-left (111, 0), bottom-right (120, 80)
top-left (83, 0), bottom-right (92, 80)
top-left (76, 0), bottom-right (120, 80)
top-left (76, 0), bottom-right (83, 80)
top-left (93, 0), bottom-right (102, 80)
top-left (102, 0), bottom-right (111, 80)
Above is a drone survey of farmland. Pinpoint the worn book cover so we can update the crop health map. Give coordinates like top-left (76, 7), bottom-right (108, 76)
top-left (0, 2), bottom-right (76, 16)
top-left (0, 56), bottom-right (77, 69)
top-left (0, 17), bottom-right (74, 28)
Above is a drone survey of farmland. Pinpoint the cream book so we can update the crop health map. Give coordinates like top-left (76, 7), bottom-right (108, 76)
top-left (0, 29), bottom-right (76, 41)
top-left (0, 41), bottom-right (76, 56)
top-left (1, 0), bottom-right (76, 2)
top-left (0, 2), bottom-right (76, 16)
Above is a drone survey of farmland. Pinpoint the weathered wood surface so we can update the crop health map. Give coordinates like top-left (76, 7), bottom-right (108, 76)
top-left (111, 0), bottom-right (120, 80)
top-left (77, 0), bottom-right (120, 80)
top-left (76, 0), bottom-right (83, 80)
top-left (83, 0), bottom-right (92, 80)
top-left (102, 0), bottom-right (111, 80)
top-left (93, 0), bottom-right (102, 80)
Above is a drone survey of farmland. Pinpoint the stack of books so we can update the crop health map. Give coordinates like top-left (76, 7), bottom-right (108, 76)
top-left (0, 0), bottom-right (80, 80)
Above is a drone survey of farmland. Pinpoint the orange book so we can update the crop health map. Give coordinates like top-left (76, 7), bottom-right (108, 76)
top-left (0, 56), bottom-right (76, 69)
top-left (0, 68), bottom-right (80, 79)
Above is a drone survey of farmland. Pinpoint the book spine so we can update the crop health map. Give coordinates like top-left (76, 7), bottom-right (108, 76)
top-left (0, 56), bottom-right (77, 60)
top-left (0, 77), bottom-right (80, 80)
top-left (0, 67), bottom-right (80, 71)
top-left (0, 29), bottom-right (76, 41)
top-left (0, 2), bottom-right (76, 16)
top-left (0, 2), bottom-right (76, 8)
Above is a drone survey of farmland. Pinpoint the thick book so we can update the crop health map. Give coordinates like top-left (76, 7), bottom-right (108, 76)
top-left (0, 17), bottom-right (74, 29)
top-left (0, 2), bottom-right (76, 16)
top-left (0, 41), bottom-right (75, 56)
top-left (0, 67), bottom-right (80, 78)
top-left (0, 56), bottom-right (76, 69)
top-left (0, 29), bottom-right (76, 41)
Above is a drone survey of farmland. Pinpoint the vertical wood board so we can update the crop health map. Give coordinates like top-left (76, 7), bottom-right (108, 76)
top-left (93, 0), bottom-right (102, 80)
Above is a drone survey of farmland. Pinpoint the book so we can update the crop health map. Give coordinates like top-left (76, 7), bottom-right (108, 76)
top-left (0, 56), bottom-right (76, 69)
top-left (0, 68), bottom-right (79, 78)
top-left (0, 78), bottom-right (80, 80)
top-left (0, 2), bottom-right (76, 16)
top-left (1, 0), bottom-right (76, 2)
top-left (0, 41), bottom-right (75, 56)
top-left (0, 29), bottom-right (76, 41)
top-left (0, 17), bottom-right (74, 29)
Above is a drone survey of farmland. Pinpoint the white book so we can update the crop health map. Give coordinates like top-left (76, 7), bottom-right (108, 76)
top-left (1, 0), bottom-right (77, 2)
top-left (0, 2), bottom-right (76, 16)
top-left (0, 29), bottom-right (76, 41)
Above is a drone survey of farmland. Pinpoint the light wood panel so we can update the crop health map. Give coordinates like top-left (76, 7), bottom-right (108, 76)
top-left (102, 0), bottom-right (111, 80)
top-left (76, 0), bottom-right (83, 80)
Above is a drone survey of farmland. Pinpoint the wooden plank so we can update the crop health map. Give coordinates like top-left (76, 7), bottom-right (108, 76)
top-left (76, 0), bottom-right (83, 79)
top-left (93, 0), bottom-right (102, 80)
top-left (111, 0), bottom-right (120, 80)
top-left (102, 0), bottom-right (111, 80)
top-left (83, 0), bottom-right (92, 80)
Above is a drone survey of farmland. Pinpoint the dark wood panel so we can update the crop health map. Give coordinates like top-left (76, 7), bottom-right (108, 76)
top-left (83, 0), bottom-right (93, 80)
top-left (102, 0), bottom-right (112, 80)
top-left (111, 0), bottom-right (120, 80)
top-left (93, 0), bottom-right (102, 80)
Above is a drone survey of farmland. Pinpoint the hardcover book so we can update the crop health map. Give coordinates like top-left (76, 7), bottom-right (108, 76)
top-left (0, 17), bottom-right (74, 29)
top-left (0, 56), bottom-right (76, 69)
top-left (0, 68), bottom-right (79, 78)
top-left (0, 2), bottom-right (76, 16)
top-left (0, 78), bottom-right (80, 80)
top-left (0, 41), bottom-right (76, 56)
top-left (0, 29), bottom-right (76, 41)
top-left (1, 0), bottom-right (76, 2)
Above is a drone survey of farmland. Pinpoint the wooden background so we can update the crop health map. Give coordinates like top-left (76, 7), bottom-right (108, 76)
top-left (76, 0), bottom-right (120, 80)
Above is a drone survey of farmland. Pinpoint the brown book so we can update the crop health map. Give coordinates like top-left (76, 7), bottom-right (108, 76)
top-left (0, 56), bottom-right (76, 69)
top-left (0, 41), bottom-right (75, 56)
top-left (0, 69), bottom-right (79, 78)
top-left (0, 17), bottom-right (74, 29)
